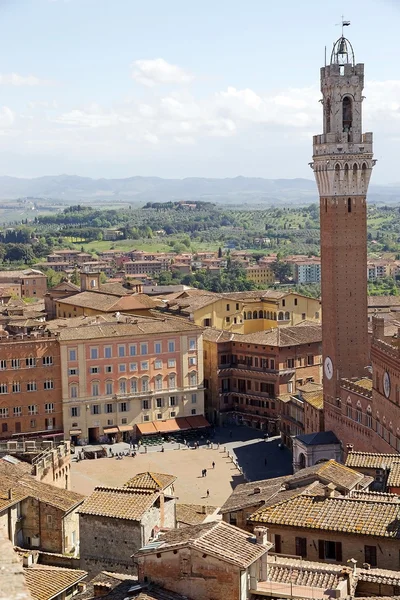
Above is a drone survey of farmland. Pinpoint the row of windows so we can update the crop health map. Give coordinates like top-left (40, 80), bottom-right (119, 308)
top-left (0, 381), bottom-right (54, 394)
top-left (68, 339), bottom-right (196, 362)
top-left (0, 403), bottom-right (55, 418)
top-left (84, 358), bottom-right (194, 375)
top-left (70, 394), bottom-right (198, 416)
top-left (0, 417), bottom-right (55, 434)
top-left (69, 373), bottom-right (198, 398)
top-left (226, 395), bottom-right (276, 409)
top-left (0, 357), bottom-right (53, 370)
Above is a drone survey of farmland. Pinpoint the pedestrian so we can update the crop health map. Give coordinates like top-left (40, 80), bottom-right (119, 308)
top-left (201, 469), bottom-right (204, 477)
top-left (206, 489), bottom-right (210, 498)
top-left (212, 461), bottom-right (215, 469)
top-left (204, 468), bottom-right (207, 477)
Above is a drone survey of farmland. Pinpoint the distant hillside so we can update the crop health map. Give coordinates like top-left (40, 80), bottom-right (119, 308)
top-left (0, 174), bottom-right (395, 205)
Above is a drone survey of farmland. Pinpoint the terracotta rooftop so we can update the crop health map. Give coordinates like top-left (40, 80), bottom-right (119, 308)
top-left (176, 504), bottom-right (219, 526)
top-left (202, 328), bottom-right (234, 343)
top-left (354, 377), bottom-right (373, 391)
top-left (387, 462), bottom-right (400, 487)
top-left (250, 493), bottom-right (400, 538)
top-left (220, 460), bottom-right (365, 514)
top-left (56, 315), bottom-right (202, 341)
top-left (368, 295), bottom-right (400, 308)
top-left (0, 460), bottom-right (84, 512)
top-left (349, 490), bottom-right (400, 503)
top-left (124, 472), bottom-right (176, 492)
top-left (24, 565), bottom-right (86, 600)
top-left (56, 291), bottom-right (159, 312)
top-left (266, 555), bottom-right (348, 591)
top-left (78, 487), bottom-right (159, 521)
top-left (137, 521), bottom-right (271, 568)
top-left (232, 323), bottom-right (321, 347)
top-left (345, 450), bottom-right (400, 470)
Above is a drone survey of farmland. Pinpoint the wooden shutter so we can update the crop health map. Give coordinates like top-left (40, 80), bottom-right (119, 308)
top-left (318, 539), bottom-right (324, 560)
top-left (335, 542), bottom-right (342, 562)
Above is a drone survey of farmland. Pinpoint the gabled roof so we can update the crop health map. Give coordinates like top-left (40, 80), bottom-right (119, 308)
top-left (232, 323), bottom-right (322, 347)
top-left (0, 460), bottom-right (84, 513)
top-left (55, 291), bottom-right (159, 312)
top-left (124, 472), bottom-right (176, 492)
top-left (136, 521), bottom-right (270, 568)
top-left (78, 487), bottom-right (159, 521)
top-left (250, 492), bottom-right (400, 538)
top-left (176, 504), bottom-right (219, 526)
top-left (49, 281), bottom-right (80, 293)
top-left (24, 565), bottom-right (87, 600)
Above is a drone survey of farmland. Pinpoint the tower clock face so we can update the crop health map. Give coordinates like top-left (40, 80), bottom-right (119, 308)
top-left (324, 356), bottom-right (334, 380)
top-left (383, 371), bottom-right (391, 399)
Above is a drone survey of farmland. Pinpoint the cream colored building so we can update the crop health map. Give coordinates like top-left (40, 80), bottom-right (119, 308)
top-left (57, 315), bottom-right (205, 443)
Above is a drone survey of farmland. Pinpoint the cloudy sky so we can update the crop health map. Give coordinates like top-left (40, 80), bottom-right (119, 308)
top-left (0, 0), bottom-right (399, 182)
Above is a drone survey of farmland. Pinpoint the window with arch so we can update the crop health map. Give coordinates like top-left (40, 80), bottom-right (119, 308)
top-left (69, 384), bottom-right (78, 399)
top-left (105, 380), bottom-right (113, 396)
top-left (168, 373), bottom-right (176, 390)
top-left (258, 310), bottom-right (263, 319)
top-left (278, 312), bottom-right (284, 321)
top-left (346, 397), bottom-right (352, 419)
top-left (91, 381), bottom-right (100, 396)
top-left (253, 311), bottom-right (258, 319)
top-left (119, 379), bottom-right (127, 394)
top-left (356, 401), bottom-right (362, 423)
top-left (285, 311), bottom-right (290, 320)
top-left (273, 312), bottom-right (277, 320)
top-left (366, 406), bottom-right (372, 428)
top-left (141, 377), bottom-right (149, 393)
top-left (342, 96), bottom-right (352, 131)
top-left (155, 375), bottom-right (163, 391)
top-left (130, 378), bottom-right (138, 393)
top-left (376, 412), bottom-right (381, 436)
top-left (189, 372), bottom-right (197, 387)
top-left (247, 311), bottom-right (252, 320)
top-left (243, 312), bottom-right (247, 320)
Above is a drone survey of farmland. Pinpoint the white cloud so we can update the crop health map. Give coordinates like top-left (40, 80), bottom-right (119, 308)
top-left (0, 107), bottom-right (14, 128)
top-left (132, 58), bottom-right (194, 87)
top-left (0, 73), bottom-right (44, 86)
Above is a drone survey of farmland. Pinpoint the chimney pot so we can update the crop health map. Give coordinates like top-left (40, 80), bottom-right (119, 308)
top-left (253, 487), bottom-right (261, 495)
top-left (325, 483), bottom-right (336, 498)
top-left (254, 526), bottom-right (269, 546)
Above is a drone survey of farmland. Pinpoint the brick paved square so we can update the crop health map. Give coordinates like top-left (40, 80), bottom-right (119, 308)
top-left (71, 446), bottom-right (244, 506)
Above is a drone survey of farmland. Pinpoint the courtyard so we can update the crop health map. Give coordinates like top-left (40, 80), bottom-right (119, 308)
top-left (70, 426), bottom-right (293, 506)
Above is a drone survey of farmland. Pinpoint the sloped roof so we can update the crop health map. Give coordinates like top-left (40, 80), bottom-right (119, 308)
top-left (296, 431), bottom-right (340, 446)
top-left (0, 460), bottom-right (84, 513)
top-left (56, 291), bottom-right (159, 312)
top-left (345, 450), bottom-right (400, 470)
top-left (176, 504), bottom-right (219, 526)
top-left (387, 462), bottom-right (400, 487)
top-left (124, 472), bottom-right (176, 492)
top-left (78, 487), bottom-right (159, 521)
top-left (137, 521), bottom-right (270, 568)
top-left (250, 493), bottom-right (400, 538)
top-left (24, 566), bottom-right (86, 600)
top-left (232, 323), bottom-right (321, 347)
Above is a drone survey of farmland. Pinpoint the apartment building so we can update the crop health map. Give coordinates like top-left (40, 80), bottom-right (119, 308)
top-left (125, 260), bottom-right (166, 276)
top-left (0, 269), bottom-right (47, 299)
top-left (294, 260), bottom-right (321, 284)
top-left (203, 323), bottom-right (322, 430)
top-left (59, 315), bottom-right (204, 444)
top-left (245, 265), bottom-right (275, 286)
top-left (0, 332), bottom-right (62, 439)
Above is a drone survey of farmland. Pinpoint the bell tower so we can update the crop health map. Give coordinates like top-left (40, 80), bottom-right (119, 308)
top-left (311, 35), bottom-right (375, 428)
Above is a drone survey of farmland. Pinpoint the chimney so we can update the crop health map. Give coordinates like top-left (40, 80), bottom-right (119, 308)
top-left (77, 583), bottom-right (87, 593)
top-left (253, 487), bottom-right (261, 495)
top-left (325, 483), bottom-right (336, 498)
top-left (22, 553), bottom-right (33, 568)
top-left (372, 315), bottom-right (385, 341)
top-left (8, 488), bottom-right (13, 500)
top-left (201, 506), bottom-right (207, 515)
top-left (254, 526), bottom-right (269, 546)
top-left (346, 443), bottom-right (354, 453)
top-left (93, 583), bottom-right (112, 597)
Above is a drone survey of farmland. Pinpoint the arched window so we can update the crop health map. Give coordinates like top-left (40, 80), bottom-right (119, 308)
top-left (243, 312), bottom-right (247, 320)
top-left (342, 96), bottom-right (352, 131)
top-left (299, 453), bottom-right (306, 470)
top-left (253, 311), bottom-right (258, 319)
top-left (130, 378), bottom-right (138, 393)
top-left (155, 375), bottom-right (163, 391)
top-left (247, 311), bottom-right (252, 320)
top-left (278, 312), bottom-right (284, 321)
top-left (141, 377), bottom-right (149, 392)
top-left (285, 311), bottom-right (290, 320)
top-left (69, 384), bottom-right (78, 399)
top-left (91, 381), bottom-right (100, 397)
top-left (168, 373), bottom-right (176, 390)
top-left (258, 310), bottom-right (263, 319)
top-left (189, 372), bottom-right (197, 387)
top-left (119, 379), bottom-right (127, 394)
top-left (105, 380), bottom-right (113, 395)
top-left (274, 312), bottom-right (277, 320)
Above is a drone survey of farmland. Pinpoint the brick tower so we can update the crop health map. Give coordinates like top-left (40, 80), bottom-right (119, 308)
top-left (311, 35), bottom-right (375, 431)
